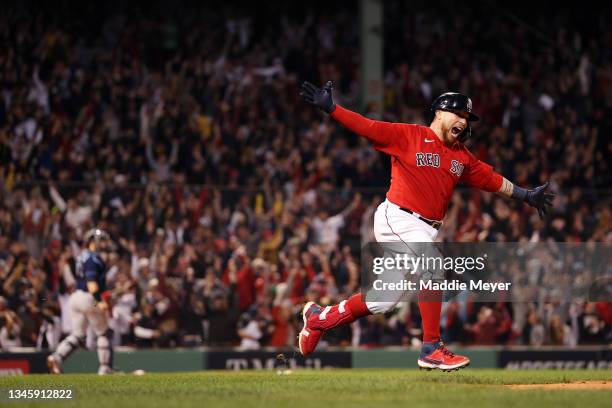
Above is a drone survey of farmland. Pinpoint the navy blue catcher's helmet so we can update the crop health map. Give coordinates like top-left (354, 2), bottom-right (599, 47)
top-left (431, 92), bottom-right (479, 142)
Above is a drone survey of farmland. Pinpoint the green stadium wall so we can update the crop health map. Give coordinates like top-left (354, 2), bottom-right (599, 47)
top-left (352, 348), bottom-right (497, 368)
top-left (62, 350), bottom-right (204, 373)
top-left (0, 347), bottom-right (610, 374)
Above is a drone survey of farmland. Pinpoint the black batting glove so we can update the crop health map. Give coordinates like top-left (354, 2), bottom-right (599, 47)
top-left (300, 81), bottom-right (336, 113)
top-left (512, 181), bottom-right (555, 219)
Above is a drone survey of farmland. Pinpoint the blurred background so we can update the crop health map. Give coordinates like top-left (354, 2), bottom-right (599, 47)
top-left (0, 0), bottom-right (610, 358)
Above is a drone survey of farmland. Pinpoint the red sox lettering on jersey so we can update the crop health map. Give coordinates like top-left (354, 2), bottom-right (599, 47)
top-left (415, 153), bottom-right (464, 178)
top-left (331, 106), bottom-right (502, 221)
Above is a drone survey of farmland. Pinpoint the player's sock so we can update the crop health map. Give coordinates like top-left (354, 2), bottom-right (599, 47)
top-left (96, 330), bottom-right (113, 368)
top-left (313, 293), bottom-right (372, 331)
top-left (418, 289), bottom-right (442, 343)
top-left (420, 340), bottom-right (441, 357)
top-left (54, 334), bottom-right (85, 362)
top-left (346, 293), bottom-right (372, 317)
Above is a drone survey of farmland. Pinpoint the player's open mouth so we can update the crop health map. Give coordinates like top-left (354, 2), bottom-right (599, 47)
top-left (451, 127), bottom-right (463, 136)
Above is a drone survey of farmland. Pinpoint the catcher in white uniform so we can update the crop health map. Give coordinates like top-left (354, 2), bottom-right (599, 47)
top-left (47, 228), bottom-right (114, 375)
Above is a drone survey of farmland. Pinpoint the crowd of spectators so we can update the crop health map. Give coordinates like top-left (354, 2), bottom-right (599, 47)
top-left (0, 2), bottom-right (610, 351)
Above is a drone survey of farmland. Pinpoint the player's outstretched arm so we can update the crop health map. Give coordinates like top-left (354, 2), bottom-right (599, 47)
top-left (300, 81), bottom-right (408, 153)
top-left (461, 156), bottom-right (554, 220)
top-left (498, 178), bottom-right (555, 219)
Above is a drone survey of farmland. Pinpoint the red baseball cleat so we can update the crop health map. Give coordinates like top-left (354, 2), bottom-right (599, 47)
top-left (298, 302), bottom-right (324, 356)
top-left (417, 341), bottom-right (470, 371)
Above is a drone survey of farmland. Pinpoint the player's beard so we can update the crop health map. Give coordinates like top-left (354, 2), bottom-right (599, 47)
top-left (443, 125), bottom-right (458, 145)
top-left (445, 122), bottom-right (465, 145)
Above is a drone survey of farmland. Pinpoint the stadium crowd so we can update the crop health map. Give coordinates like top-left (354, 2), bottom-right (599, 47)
top-left (0, 2), bottom-right (610, 351)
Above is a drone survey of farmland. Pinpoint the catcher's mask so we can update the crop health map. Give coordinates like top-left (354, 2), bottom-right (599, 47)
top-left (83, 228), bottom-right (111, 252)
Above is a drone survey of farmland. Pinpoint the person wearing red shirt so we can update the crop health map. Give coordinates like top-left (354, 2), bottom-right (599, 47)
top-left (297, 81), bottom-right (554, 371)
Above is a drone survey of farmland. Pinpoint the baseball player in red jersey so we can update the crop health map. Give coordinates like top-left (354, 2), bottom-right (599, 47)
top-left (299, 81), bottom-right (554, 370)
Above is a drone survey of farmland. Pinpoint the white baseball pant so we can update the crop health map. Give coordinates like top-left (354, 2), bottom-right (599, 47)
top-left (69, 290), bottom-right (109, 337)
top-left (366, 199), bottom-right (441, 314)
top-left (53, 290), bottom-right (112, 371)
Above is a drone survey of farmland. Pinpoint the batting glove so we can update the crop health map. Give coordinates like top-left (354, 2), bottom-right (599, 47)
top-left (300, 81), bottom-right (336, 113)
top-left (512, 181), bottom-right (555, 219)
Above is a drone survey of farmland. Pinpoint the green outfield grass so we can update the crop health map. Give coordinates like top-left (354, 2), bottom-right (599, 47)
top-left (1, 369), bottom-right (611, 408)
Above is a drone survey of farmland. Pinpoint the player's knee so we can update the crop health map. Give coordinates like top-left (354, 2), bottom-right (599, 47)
top-left (96, 333), bottom-right (111, 348)
top-left (365, 301), bottom-right (398, 314)
top-left (71, 334), bottom-right (86, 347)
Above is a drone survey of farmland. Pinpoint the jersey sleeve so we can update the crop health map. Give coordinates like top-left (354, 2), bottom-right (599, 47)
top-left (330, 105), bottom-right (417, 156)
top-left (328, 214), bottom-right (345, 229)
top-left (460, 150), bottom-right (503, 192)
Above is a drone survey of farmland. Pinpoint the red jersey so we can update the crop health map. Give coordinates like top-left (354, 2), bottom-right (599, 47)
top-left (331, 105), bottom-right (503, 220)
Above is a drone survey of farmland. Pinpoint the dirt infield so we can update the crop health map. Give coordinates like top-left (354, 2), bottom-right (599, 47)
top-left (506, 381), bottom-right (612, 390)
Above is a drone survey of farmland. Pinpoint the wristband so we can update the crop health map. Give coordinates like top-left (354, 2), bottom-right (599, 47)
top-left (511, 184), bottom-right (527, 201)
